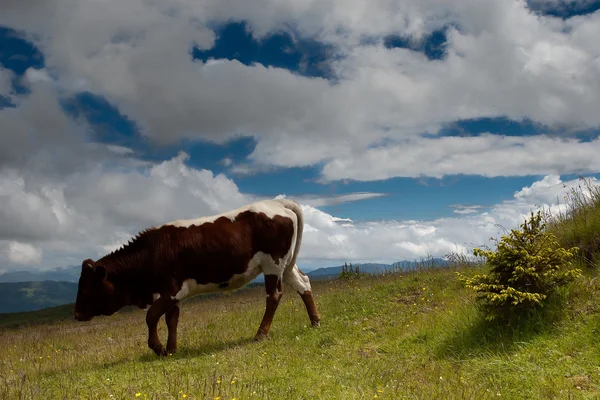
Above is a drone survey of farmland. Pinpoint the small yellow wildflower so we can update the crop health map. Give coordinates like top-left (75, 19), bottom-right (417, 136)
top-left (377, 389), bottom-right (383, 393)
top-left (217, 378), bottom-right (221, 384)
top-left (135, 393), bottom-right (141, 398)
top-left (182, 395), bottom-right (187, 399)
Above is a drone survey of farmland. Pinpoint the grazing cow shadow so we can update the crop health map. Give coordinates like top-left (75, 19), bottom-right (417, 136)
top-left (137, 336), bottom-right (256, 362)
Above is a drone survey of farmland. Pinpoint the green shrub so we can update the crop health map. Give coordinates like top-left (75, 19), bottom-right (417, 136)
top-left (456, 210), bottom-right (581, 323)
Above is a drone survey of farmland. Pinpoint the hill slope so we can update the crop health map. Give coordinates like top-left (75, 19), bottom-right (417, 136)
top-left (307, 258), bottom-right (449, 279)
top-left (0, 281), bottom-right (77, 313)
top-left (1, 264), bottom-right (598, 399)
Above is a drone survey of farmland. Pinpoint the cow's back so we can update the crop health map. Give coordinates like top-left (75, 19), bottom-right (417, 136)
top-left (153, 200), bottom-right (296, 288)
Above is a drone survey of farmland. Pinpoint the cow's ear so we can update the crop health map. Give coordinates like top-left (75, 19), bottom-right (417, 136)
top-left (82, 259), bottom-right (95, 271)
top-left (94, 265), bottom-right (108, 280)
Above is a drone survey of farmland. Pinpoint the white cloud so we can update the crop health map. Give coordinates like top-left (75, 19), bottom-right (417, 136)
top-left (320, 135), bottom-right (600, 181)
top-left (1, 0), bottom-right (599, 181)
top-left (23, 67), bottom-right (52, 84)
top-left (452, 205), bottom-right (482, 215)
top-left (0, 79), bottom-right (92, 175)
top-left (0, 151), bottom-right (252, 269)
top-left (7, 242), bottom-right (43, 265)
top-left (297, 175), bottom-right (599, 263)
top-left (0, 131), bottom-right (595, 273)
top-left (1, 0), bottom-right (600, 271)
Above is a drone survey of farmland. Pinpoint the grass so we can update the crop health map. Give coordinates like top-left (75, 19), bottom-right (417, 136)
top-left (1, 261), bottom-right (600, 399)
top-left (546, 176), bottom-right (600, 268)
top-left (0, 304), bottom-right (74, 330)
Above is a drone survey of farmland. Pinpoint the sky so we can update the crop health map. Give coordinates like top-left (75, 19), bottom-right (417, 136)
top-left (1, 0), bottom-right (600, 272)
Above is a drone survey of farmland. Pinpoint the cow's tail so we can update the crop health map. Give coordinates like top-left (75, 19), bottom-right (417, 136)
top-left (281, 198), bottom-right (304, 272)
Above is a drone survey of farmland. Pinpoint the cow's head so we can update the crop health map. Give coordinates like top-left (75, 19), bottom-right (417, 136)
top-left (73, 259), bottom-right (120, 321)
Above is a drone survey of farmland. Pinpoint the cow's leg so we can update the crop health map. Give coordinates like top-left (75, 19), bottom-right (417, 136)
top-left (146, 296), bottom-right (178, 356)
top-left (165, 304), bottom-right (180, 354)
top-left (284, 264), bottom-right (321, 327)
top-left (254, 274), bottom-right (283, 341)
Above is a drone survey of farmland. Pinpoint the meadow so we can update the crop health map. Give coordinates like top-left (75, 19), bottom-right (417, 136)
top-left (1, 179), bottom-right (600, 399)
top-left (0, 261), bottom-right (599, 399)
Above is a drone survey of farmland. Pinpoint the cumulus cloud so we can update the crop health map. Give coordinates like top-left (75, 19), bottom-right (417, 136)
top-left (320, 134), bottom-right (600, 181)
top-left (0, 143), bottom-right (385, 270)
top-left (23, 67), bottom-right (52, 84)
top-left (298, 175), bottom-right (599, 264)
top-left (1, 0), bottom-right (599, 180)
top-left (7, 242), bottom-right (43, 265)
top-left (0, 142), bottom-right (594, 272)
top-left (1, 0), bottom-right (600, 271)
top-left (0, 78), bottom-right (91, 175)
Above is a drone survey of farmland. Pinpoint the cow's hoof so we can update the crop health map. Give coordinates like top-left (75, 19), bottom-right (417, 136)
top-left (311, 319), bottom-right (321, 327)
top-left (149, 344), bottom-right (168, 356)
top-left (253, 331), bottom-right (269, 342)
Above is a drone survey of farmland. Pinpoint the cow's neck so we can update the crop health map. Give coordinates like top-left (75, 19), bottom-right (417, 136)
top-left (99, 244), bottom-right (153, 309)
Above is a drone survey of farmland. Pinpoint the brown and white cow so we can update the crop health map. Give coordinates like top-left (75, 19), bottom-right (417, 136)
top-left (73, 198), bottom-right (321, 356)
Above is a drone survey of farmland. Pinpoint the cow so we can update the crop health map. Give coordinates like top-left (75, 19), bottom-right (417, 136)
top-left (73, 198), bottom-right (321, 356)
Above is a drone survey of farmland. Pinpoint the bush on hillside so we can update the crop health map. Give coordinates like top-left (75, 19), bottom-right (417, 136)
top-left (456, 210), bottom-right (581, 323)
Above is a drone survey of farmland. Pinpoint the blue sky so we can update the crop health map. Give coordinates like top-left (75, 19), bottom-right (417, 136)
top-left (1, 0), bottom-right (600, 270)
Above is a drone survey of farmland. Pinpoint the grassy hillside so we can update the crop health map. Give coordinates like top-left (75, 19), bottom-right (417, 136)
top-left (546, 177), bottom-right (600, 269)
top-left (1, 261), bottom-right (599, 399)
top-left (0, 280), bottom-right (78, 313)
top-left (0, 303), bottom-right (74, 329)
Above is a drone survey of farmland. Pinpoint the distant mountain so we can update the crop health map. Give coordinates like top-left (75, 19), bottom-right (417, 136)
top-left (0, 265), bottom-right (80, 283)
top-left (307, 263), bottom-right (391, 279)
top-left (306, 258), bottom-right (450, 280)
top-left (391, 258), bottom-right (450, 269)
top-left (0, 281), bottom-right (78, 314)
